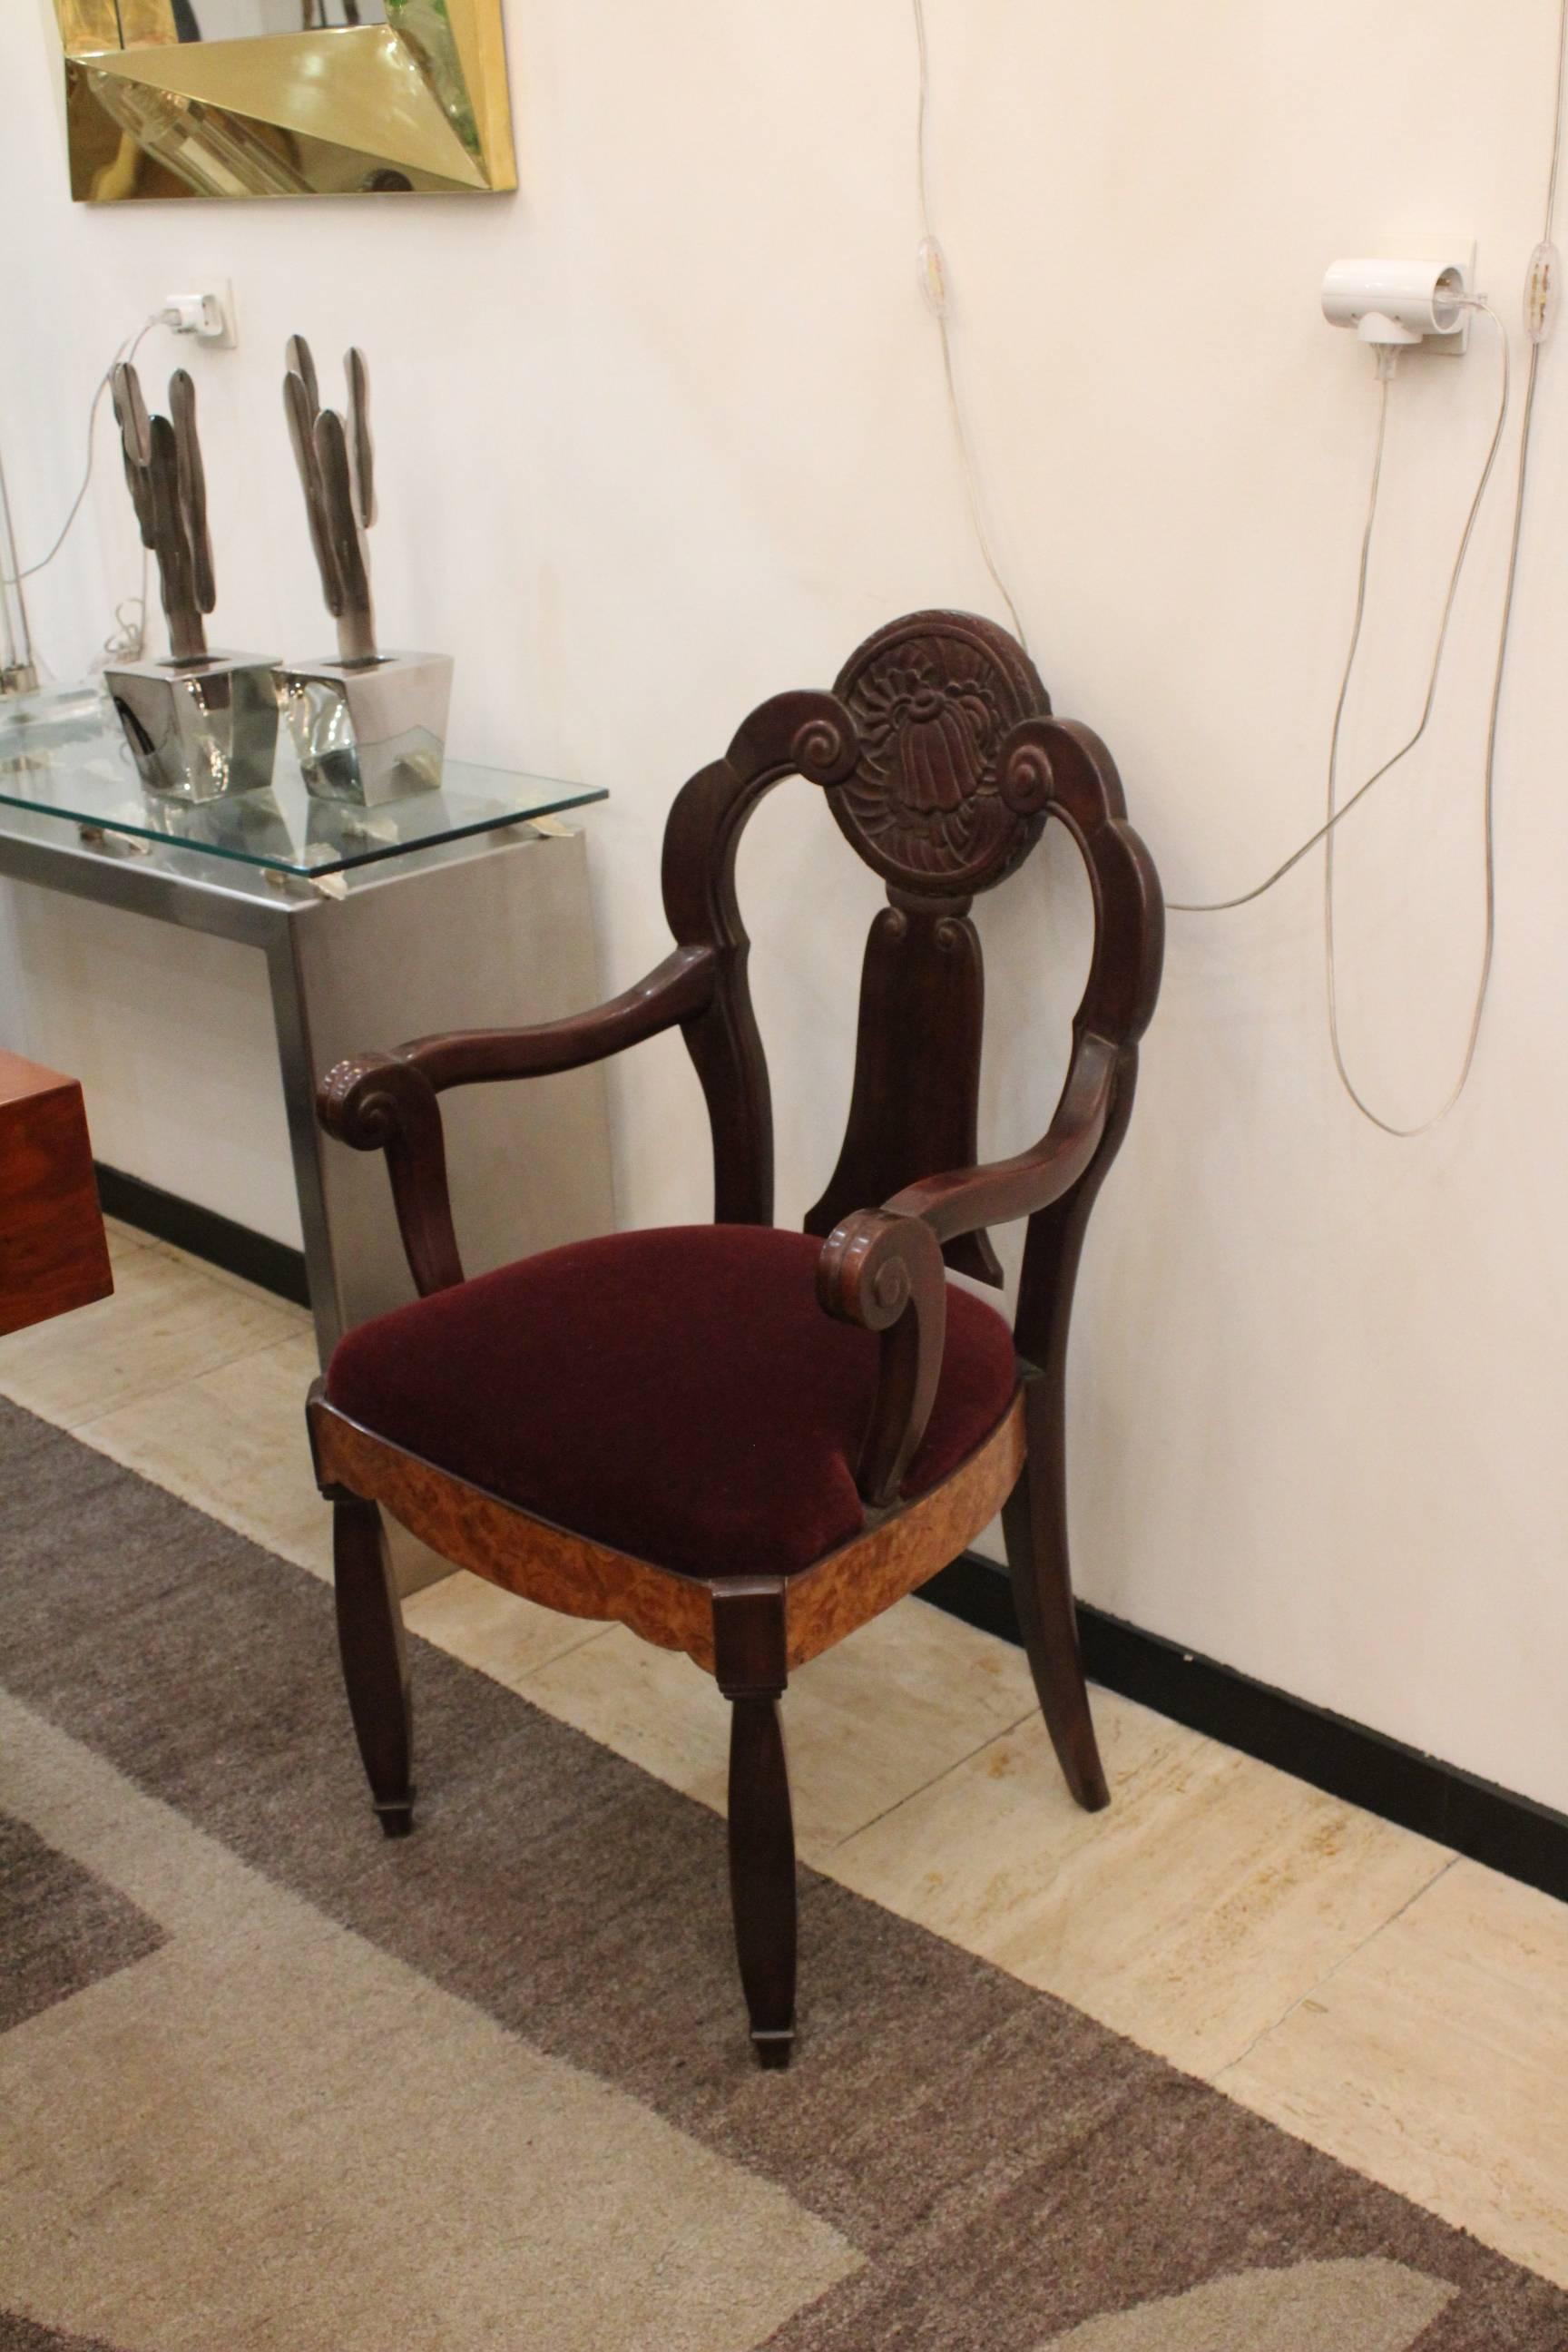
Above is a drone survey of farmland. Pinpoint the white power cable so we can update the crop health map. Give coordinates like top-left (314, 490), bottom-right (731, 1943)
top-left (1319, 305), bottom-right (1510, 1133)
top-left (907, 0), bottom-right (1564, 1132)
top-left (1330, 270), bottom-right (1556, 1132)
top-left (1169, 0), bottom-right (1566, 1134)
top-left (1171, 294), bottom-right (1514, 926)
top-left (1548, 0), bottom-right (1568, 240)
top-left (1168, 311), bottom-right (1509, 922)
top-left (910, 0), bottom-right (1031, 652)
top-left (1, 314), bottom-right (167, 589)
top-left (1, 313), bottom-right (169, 679)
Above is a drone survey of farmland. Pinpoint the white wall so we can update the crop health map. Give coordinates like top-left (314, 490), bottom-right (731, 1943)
top-left (4, 0), bottom-right (1566, 1811)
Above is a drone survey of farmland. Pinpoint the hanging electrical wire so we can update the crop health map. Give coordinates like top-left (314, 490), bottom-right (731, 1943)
top-left (910, 0), bottom-right (1032, 653)
top-left (0, 313), bottom-right (168, 681)
top-left (1315, 309), bottom-right (1509, 1132)
top-left (1, 314), bottom-right (165, 589)
top-left (1171, 0), bottom-right (1567, 1133)
top-left (1167, 312), bottom-right (1508, 918)
top-left (906, 0), bottom-right (1567, 1136)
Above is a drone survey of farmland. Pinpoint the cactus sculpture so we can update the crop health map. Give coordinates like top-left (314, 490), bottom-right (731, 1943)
top-left (104, 361), bottom-right (278, 800)
top-left (283, 336), bottom-right (378, 667)
top-left (111, 362), bottom-right (214, 668)
top-left (279, 333), bottom-right (451, 805)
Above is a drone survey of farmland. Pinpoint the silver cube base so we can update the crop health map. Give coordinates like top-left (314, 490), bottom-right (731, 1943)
top-left (104, 652), bottom-right (280, 801)
top-left (281, 651), bottom-right (454, 807)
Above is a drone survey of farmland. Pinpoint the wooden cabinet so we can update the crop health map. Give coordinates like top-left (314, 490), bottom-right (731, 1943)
top-left (0, 1050), bottom-right (113, 1337)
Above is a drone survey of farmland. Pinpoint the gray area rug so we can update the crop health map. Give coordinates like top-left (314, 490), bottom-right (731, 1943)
top-left (1, 1393), bottom-right (1565, 2351)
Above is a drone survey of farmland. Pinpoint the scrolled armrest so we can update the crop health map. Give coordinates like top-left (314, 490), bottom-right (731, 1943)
top-left (397, 946), bottom-right (716, 1094)
top-left (318, 1050), bottom-right (463, 1298)
top-left (319, 1049), bottom-right (432, 1153)
top-left (316, 947), bottom-right (718, 1302)
top-left (887, 1029), bottom-right (1120, 1246)
top-left (817, 1208), bottom-right (947, 1509)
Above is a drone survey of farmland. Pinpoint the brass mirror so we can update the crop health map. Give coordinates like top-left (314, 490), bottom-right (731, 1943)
top-left (54, 3), bottom-right (515, 201)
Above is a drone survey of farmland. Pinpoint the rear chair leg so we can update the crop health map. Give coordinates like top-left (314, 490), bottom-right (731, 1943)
top-left (332, 1494), bottom-right (415, 1837)
top-left (714, 1579), bottom-right (796, 2068)
top-left (1002, 1378), bottom-right (1110, 1814)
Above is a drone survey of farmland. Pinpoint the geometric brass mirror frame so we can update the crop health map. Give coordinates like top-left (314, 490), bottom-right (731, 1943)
top-left (54, 4), bottom-right (515, 202)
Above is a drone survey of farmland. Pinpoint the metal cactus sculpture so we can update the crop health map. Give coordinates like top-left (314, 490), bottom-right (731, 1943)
top-left (279, 332), bottom-right (451, 805)
top-left (284, 336), bottom-right (378, 667)
top-left (111, 363), bottom-right (216, 667)
top-left (103, 360), bottom-right (278, 800)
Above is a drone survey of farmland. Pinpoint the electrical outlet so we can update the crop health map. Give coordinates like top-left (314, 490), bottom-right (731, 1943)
top-left (1387, 235), bottom-right (1476, 355)
top-left (1430, 240), bottom-right (1475, 356)
top-left (162, 280), bottom-right (237, 348)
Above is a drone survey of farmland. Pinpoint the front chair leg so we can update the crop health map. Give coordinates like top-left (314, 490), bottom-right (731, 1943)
top-left (332, 1494), bottom-right (415, 1838)
top-left (713, 1579), bottom-right (796, 2069)
top-left (1002, 1377), bottom-right (1110, 1814)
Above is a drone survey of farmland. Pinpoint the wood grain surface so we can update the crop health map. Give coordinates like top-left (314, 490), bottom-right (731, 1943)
top-left (0, 1051), bottom-right (113, 1339)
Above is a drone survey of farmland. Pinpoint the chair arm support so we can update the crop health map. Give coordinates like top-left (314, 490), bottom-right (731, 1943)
top-left (397, 946), bottom-right (717, 1093)
top-left (316, 948), bottom-right (718, 1302)
top-left (814, 1037), bottom-right (1118, 1517)
top-left (817, 1209), bottom-right (948, 1510)
top-left (885, 1030), bottom-right (1121, 1246)
top-left (318, 1050), bottom-right (464, 1298)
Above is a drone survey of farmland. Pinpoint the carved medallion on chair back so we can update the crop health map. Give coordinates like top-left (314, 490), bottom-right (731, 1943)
top-left (827, 609), bottom-right (1051, 895)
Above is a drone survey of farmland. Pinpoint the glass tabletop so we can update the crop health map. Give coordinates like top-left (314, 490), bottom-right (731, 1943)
top-left (0, 687), bottom-right (605, 878)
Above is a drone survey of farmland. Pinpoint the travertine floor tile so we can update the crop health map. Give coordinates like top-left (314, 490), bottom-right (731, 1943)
top-left (0, 1245), bottom-right (301, 1428)
top-left (827, 1709), bottom-right (1453, 2076)
top-left (79, 1331), bottom-right (330, 1580)
top-left (403, 1571), bottom-right (608, 1685)
top-left (103, 1218), bottom-right (150, 1268)
top-left (138, 1230), bottom-right (314, 1319)
top-left (1220, 1857), bottom-right (1568, 2287)
top-left (516, 1597), bottom-right (1041, 1860)
top-left (825, 1688), bottom-right (1184, 1914)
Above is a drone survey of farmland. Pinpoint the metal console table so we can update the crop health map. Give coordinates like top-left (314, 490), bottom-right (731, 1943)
top-left (0, 699), bottom-right (617, 1380)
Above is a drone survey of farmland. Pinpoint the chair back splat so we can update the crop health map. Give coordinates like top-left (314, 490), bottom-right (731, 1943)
top-left (659, 608), bottom-right (1163, 1338)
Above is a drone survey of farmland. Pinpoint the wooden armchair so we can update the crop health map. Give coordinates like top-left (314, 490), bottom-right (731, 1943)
top-left (307, 609), bottom-right (1163, 2067)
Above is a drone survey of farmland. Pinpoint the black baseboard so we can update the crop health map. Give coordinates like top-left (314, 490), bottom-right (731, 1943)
top-left (94, 1163), bottom-right (310, 1310)
top-left (924, 1552), bottom-right (1568, 1908)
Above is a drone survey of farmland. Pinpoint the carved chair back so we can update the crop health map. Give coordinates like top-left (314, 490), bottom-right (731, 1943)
top-left (660, 609), bottom-right (1164, 1343)
top-left (321, 608), bottom-right (1162, 1405)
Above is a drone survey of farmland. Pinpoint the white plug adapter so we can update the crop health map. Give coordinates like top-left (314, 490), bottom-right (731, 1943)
top-left (162, 283), bottom-right (237, 348)
top-left (1322, 256), bottom-right (1472, 353)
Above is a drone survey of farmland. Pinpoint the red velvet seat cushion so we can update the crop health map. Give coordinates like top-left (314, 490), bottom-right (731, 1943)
top-left (325, 1224), bottom-right (1018, 1581)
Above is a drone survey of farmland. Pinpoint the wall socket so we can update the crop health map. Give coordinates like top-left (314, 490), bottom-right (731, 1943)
top-left (1384, 235), bottom-right (1476, 355)
top-left (162, 281), bottom-right (237, 348)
